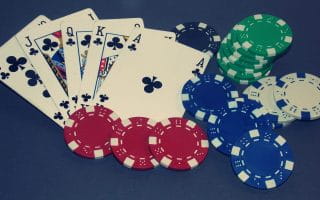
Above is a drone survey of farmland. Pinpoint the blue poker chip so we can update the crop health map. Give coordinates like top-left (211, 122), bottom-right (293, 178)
top-left (172, 22), bottom-right (221, 57)
top-left (181, 74), bottom-right (239, 122)
top-left (230, 128), bottom-right (294, 190)
top-left (207, 98), bottom-right (273, 155)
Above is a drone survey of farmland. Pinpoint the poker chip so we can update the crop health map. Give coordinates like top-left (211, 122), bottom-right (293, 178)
top-left (229, 37), bottom-right (274, 64)
top-left (217, 52), bottom-right (272, 80)
top-left (181, 73), bottom-right (239, 121)
top-left (222, 35), bottom-right (271, 68)
top-left (235, 14), bottom-right (293, 57)
top-left (219, 43), bottom-right (272, 73)
top-left (230, 128), bottom-right (294, 189)
top-left (244, 76), bottom-right (295, 125)
top-left (148, 117), bottom-right (209, 170)
top-left (217, 63), bottom-right (271, 85)
top-left (63, 105), bottom-right (121, 159)
top-left (207, 99), bottom-right (272, 155)
top-left (274, 72), bottom-right (320, 120)
top-left (217, 50), bottom-right (272, 85)
top-left (110, 117), bottom-right (159, 170)
top-left (221, 73), bottom-right (262, 85)
top-left (217, 14), bottom-right (293, 85)
top-left (172, 22), bottom-right (221, 57)
top-left (243, 85), bottom-right (292, 129)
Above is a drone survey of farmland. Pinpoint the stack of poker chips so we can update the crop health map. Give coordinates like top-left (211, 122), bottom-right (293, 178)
top-left (180, 73), bottom-right (296, 190)
top-left (217, 14), bottom-right (293, 85)
top-left (181, 72), bottom-right (320, 189)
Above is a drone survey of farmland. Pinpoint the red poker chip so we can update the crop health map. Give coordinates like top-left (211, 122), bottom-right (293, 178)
top-left (110, 117), bottom-right (159, 170)
top-left (63, 105), bottom-right (121, 159)
top-left (148, 117), bottom-right (209, 170)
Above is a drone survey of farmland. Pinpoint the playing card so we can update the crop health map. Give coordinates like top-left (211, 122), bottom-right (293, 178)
top-left (93, 28), bottom-right (210, 121)
top-left (76, 18), bottom-right (145, 109)
top-left (15, 8), bottom-right (98, 119)
top-left (61, 20), bottom-right (96, 111)
top-left (0, 15), bottom-right (65, 127)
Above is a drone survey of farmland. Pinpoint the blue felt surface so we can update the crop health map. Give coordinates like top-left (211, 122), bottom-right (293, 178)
top-left (1, 0), bottom-right (320, 199)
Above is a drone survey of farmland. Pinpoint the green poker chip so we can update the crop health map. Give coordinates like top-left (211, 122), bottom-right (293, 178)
top-left (229, 30), bottom-right (269, 61)
top-left (218, 45), bottom-right (263, 73)
top-left (229, 30), bottom-right (275, 63)
top-left (221, 33), bottom-right (272, 68)
top-left (233, 14), bottom-right (293, 57)
top-left (217, 51), bottom-right (272, 80)
top-left (218, 67), bottom-right (270, 85)
top-left (219, 38), bottom-right (271, 71)
top-left (216, 13), bottom-right (293, 85)
top-left (217, 49), bottom-right (272, 75)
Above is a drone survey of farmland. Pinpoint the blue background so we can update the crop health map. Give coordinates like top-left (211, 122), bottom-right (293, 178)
top-left (1, 0), bottom-right (320, 199)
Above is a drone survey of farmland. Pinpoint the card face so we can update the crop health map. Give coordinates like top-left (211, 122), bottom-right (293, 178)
top-left (0, 15), bottom-right (65, 127)
top-left (61, 20), bottom-right (95, 111)
top-left (16, 8), bottom-right (98, 119)
top-left (92, 28), bottom-right (210, 121)
top-left (76, 18), bottom-right (145, 108)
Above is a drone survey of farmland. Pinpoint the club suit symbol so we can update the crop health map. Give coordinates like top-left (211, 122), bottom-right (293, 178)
top-left (93, 38), bottom-right (102, 46)
top-left (81, 35), bottom-right (91, 47)
top-left (142, 76), bottom-right (162, 93)
top-left (128, 43), bottom-right (136, 51)
top-left (25, 70), bottom-right (42, 86)
top-left (81, 93), bottom-right (91, 102)
top-left (99, 94), bottom-right (108, 102)
top-left (107, 37), bottom-right (123, 50)
top-left (60, 100), bottom-right (69, 109)
top-left (54, 112), bottom-right (63, 120)
top-left (192, 68), bottom-right (201, 76)
top-left (6, 56), bottom-right (27, 72)
top-left (66, 38), bottom-right (75, 46)
top-left (42, 90), bottom-right (50, 98)
top-left (29, 48), bottom-right (39, 56)
top-left (42, 38), bottom-right (58, 51)
top-left (71, 96), bottom-right (78, 103)
top-left (0, 72), bottom-right (10, 80)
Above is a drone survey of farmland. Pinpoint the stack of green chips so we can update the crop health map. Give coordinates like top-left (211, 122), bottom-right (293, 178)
top-left (217, 14), bottom-right (293, 85)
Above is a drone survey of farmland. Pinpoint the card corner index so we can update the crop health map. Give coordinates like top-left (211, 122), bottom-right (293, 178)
top-left (82, 8), bottom-right (98, 20)
top-left (135, 18), bottom-right (145, 27)
top-left (36, 15), bottom-right (50, 22)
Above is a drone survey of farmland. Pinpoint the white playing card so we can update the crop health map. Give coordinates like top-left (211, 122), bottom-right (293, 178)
top-left (15, 8), bottom-right (98, 120)
top-left (76, 18), bottom-right (145, 109)
top-left (93, 28), bottom-right (210, 121)
top-left (0, 15), bottom-right (64, 127)
top-left (61, 20), bottom-right (96, 111)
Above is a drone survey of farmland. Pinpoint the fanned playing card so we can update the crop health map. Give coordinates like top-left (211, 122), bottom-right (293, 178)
top-left (15, 8), bottom-right (98, 120)
top-left (76, 18), bottom-right (144, 109)
top-left (61, 20), bottom-right (96, 111)
top-left (93, 28), bottom-right (210, 121)
top-left (0, 15), bottom-right (64, 127)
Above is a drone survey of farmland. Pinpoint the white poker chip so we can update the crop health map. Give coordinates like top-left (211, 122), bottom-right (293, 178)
top-left (244, 76), bottom-right (295, 124)
top-left (273, 73), bottom-right (320, 120)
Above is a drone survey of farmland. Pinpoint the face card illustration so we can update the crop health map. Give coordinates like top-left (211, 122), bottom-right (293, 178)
top-left (15, 8), bottom-right (98, 119)
top-left (61, 21), bottom-right (95, 111)
top-left (38, 31), bottom-right (66, 88)
top-left (76, 18), bottom-right (144, 109)
top-left (93, 28), bottom-right (210, 121)
top-left (0, 15), bottom-right (64, 127)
